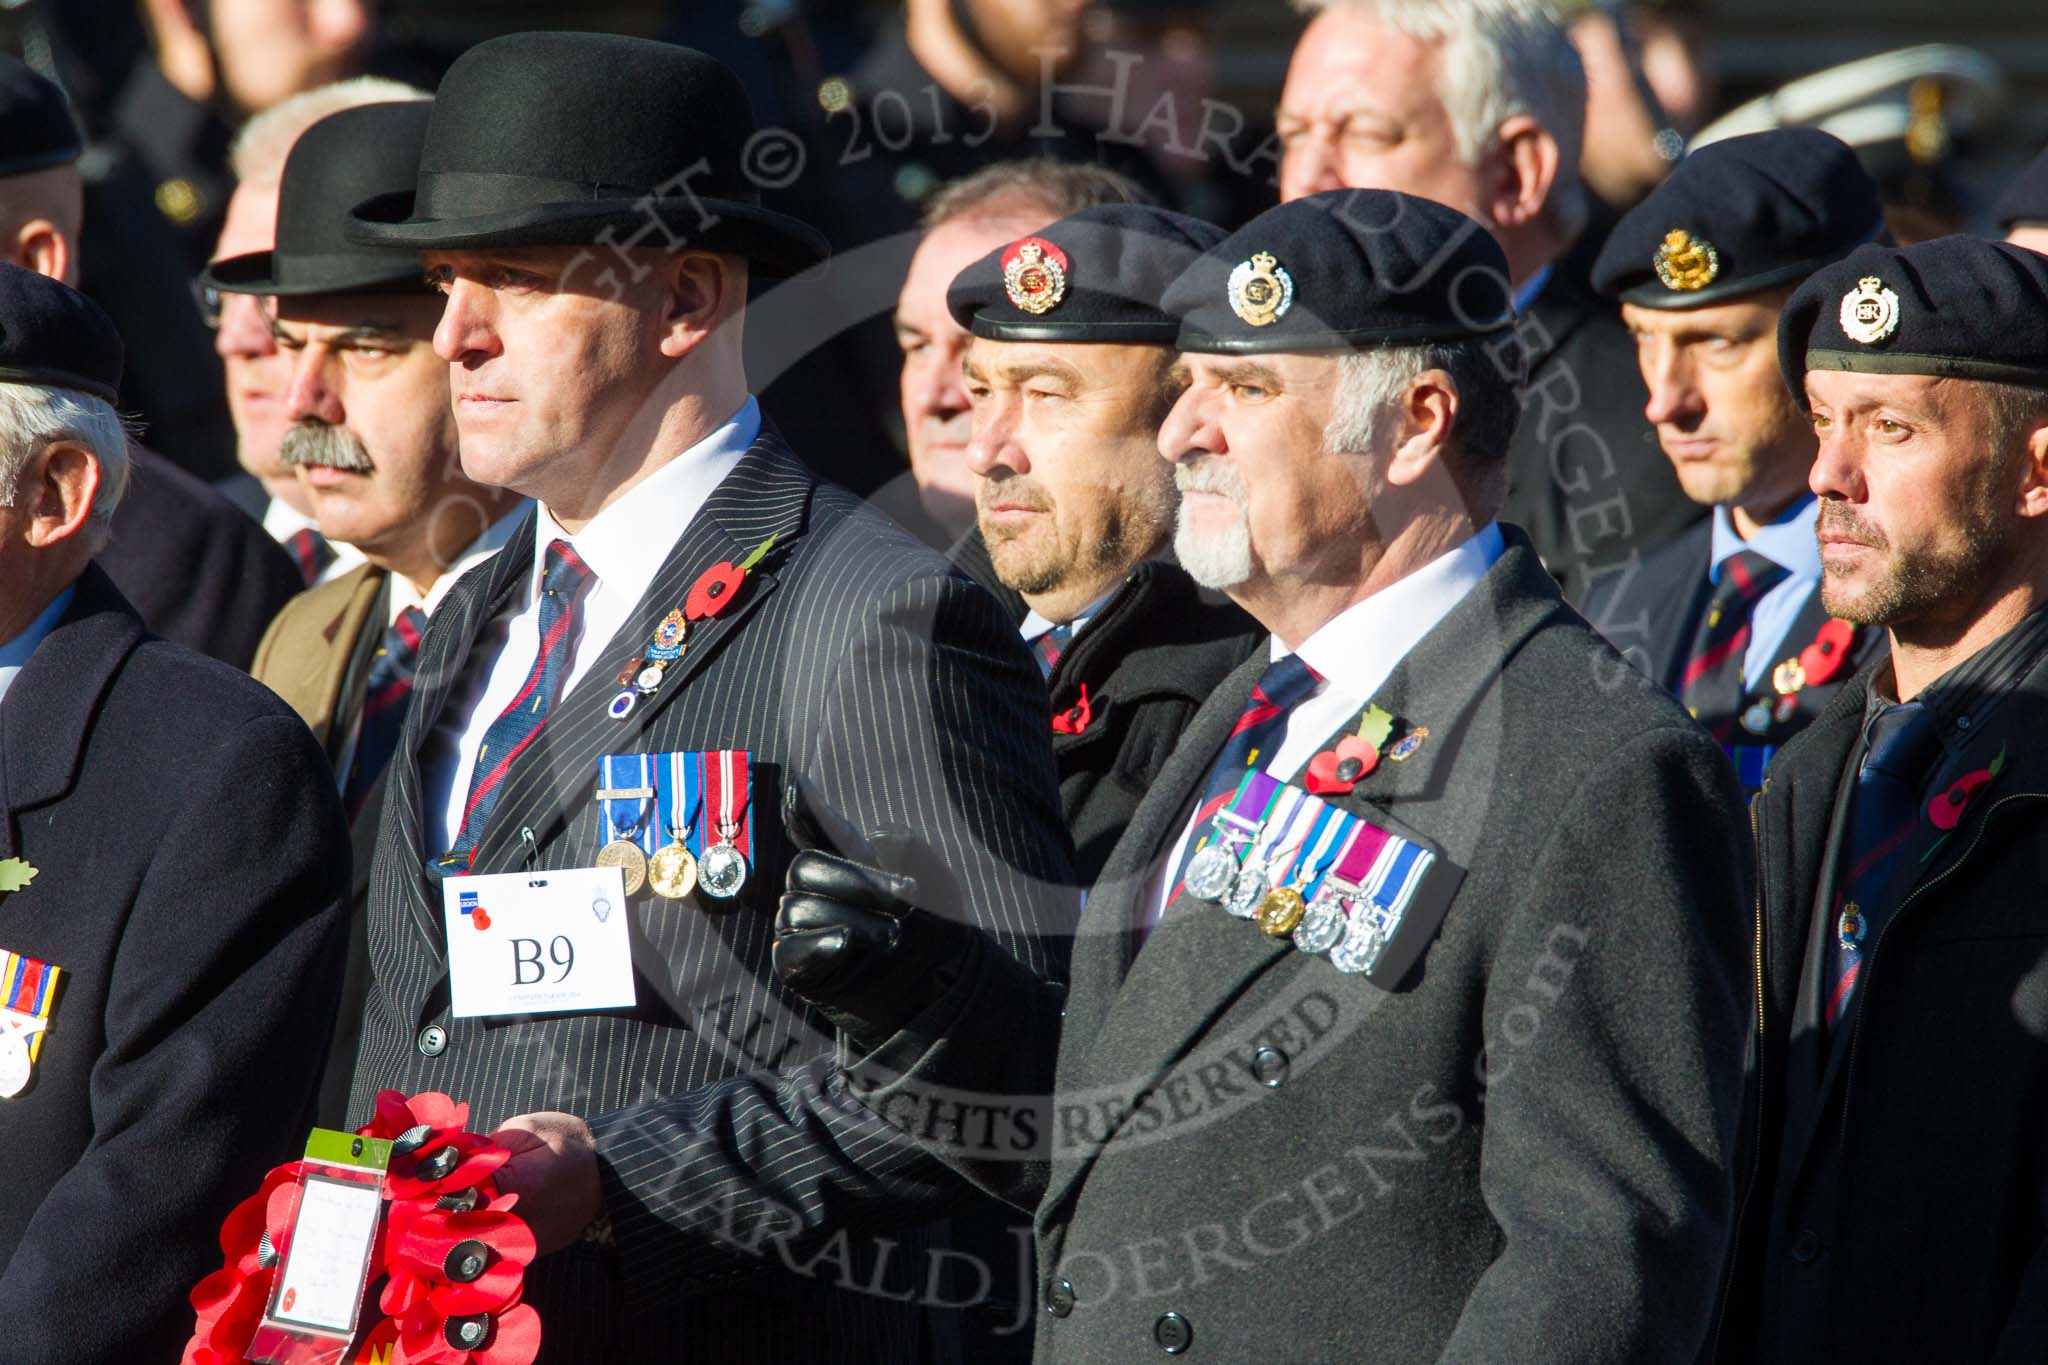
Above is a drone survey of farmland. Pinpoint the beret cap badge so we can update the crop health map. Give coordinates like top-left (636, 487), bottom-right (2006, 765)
top-left (1652, 228), bottom-right (1720, 292)
top-left (1839, 275), bottom-right (1901, 346)
top-left (1227, 251), bottom-right (1294, 327)
top-left (1001, 237), bottom-right (1069, 315)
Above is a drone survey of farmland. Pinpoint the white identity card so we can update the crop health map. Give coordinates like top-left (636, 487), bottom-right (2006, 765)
top-left (441, 867), bottom-right (638, 1018)
top-left (268, 1174), bottom-right (382, 1334)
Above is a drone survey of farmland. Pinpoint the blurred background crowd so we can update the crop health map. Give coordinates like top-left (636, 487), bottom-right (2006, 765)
top-left (3, 0), bottom-right (2038, 498)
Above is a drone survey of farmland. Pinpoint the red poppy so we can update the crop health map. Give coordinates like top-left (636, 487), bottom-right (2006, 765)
top-left (685, 562), bottom-right (746, 620)
top-left (361, 1090), bottom-right (470, 1145)
top-left (1799, 618), bottom-right (1857, 685)
top-left (390, 1208), bottom-right (537, 1317)
top-left (1050, 684), bottom-right (1092, 735)
top-left (1928, 747), bottom-right (2006, 831)
top-left (1305, 736), bottom-right (1379, 795)
top-left (384, 1133), bottom-right (510, 1201)
top-left (217, 1160), bottom-right (302, 1272)
top-left (396, 1300), bottom-right (541, 1365)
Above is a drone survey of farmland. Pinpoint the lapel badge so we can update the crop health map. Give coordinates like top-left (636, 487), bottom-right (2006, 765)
top-left (1740, 700), bottom-right (1774, 735)
top-left (1840, 275), bottom-right (1901, 345)
top-left (1228, 251), bottom-right (1294, 327)
top-left (1653, 228), bottom-right (1720, 292)
top-left (1388, 725), bottom-right (1430, 762)
top-left (0, 859), bottom-right (35, 894)
top-left (1002, 237), bottom-right (1069, 315)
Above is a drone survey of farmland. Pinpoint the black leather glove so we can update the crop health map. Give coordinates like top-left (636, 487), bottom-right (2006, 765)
top-left (773, 781), bottom-right (976, 1050)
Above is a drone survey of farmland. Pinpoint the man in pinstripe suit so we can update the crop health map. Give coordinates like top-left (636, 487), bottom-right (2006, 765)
top-left (339, 32), bottom-right (1077, 1363)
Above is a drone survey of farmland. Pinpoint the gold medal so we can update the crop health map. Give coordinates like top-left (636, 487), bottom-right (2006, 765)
top-left (1257, 886), bottom-right (1307, 938)
top-left (595, 839), bottom-right (648, 896)
top-left (1772, 657), bottom-right (1808, 696)
top-left (647, 841), bottom-right (698, 900)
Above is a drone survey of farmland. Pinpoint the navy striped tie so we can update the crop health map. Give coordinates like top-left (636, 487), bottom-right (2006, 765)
top-left (1825, 701), bottom-right (1940, 1030)
top-left (433, 540), bottom-right (596, 877)
top-left (342, 603), bottom-right (427, 819)
top-left (1681, 549), bottom-right (1789, 741)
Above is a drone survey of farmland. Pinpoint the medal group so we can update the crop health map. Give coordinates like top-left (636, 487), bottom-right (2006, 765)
top-left (1184, 769), bottom-right (1437, 977)
top-left (593, 749), bottom-right (753, 904)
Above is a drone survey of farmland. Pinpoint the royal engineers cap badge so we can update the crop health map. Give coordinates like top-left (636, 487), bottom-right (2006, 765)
top-left (1840, 275), bottom-right (1901, 345)
top-left (1228, 251), bottom-right (1294, 327)
top-left (1002, 237), bottom-right (1069, 315)
top-left (1653, 228), bottom-right (1720, 292)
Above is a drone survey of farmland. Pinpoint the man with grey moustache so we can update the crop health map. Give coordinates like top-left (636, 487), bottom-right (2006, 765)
top-left (217, 98), bottom-right (526, 1123)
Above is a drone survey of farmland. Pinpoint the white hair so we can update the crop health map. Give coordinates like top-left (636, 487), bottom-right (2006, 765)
top-left (0, 383), bottom-right (134, 555)
top-left (230, 76), bottom-right (432, 185)
top-left (1293, 0), bottom-right (1589, 241)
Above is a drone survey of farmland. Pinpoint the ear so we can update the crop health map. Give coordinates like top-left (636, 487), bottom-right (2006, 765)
top-left (20, 439), bottom-right (101, 550)
top-left (2015, 418), bottom-right (2048, 520)
top-left (655, 252), bottom-right (738, 360)
top-left (1384, 370), bottom-right (1459, 488)
top-left (1485, 114), bottom-right (1562, 232)
top-left (11, 220), bottom-right (69, 287)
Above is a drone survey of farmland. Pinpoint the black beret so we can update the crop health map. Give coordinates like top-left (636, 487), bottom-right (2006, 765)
top-left (946, 205), bottom-right (1229, 344)
top-left (1778, 236), bottom-right (2048, 399)
top-left (0, 55), bottom-right (83, 179)
top-left (0, 263), bottom-right (123, 402)
top-left (1594, 129), bottom-right (1885, 308)
top-left (1993, 145), bottom-right (2048, 230)
top-left (1162, 190), bottom-right (1513, 355)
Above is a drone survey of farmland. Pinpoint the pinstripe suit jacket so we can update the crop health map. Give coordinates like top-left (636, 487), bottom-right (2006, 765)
top-left (349, 428), bottom-right (1076, 1363)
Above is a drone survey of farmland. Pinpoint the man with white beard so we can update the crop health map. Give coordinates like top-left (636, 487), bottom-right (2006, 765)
top-left (770, 187), bottom-right (1753, 1361)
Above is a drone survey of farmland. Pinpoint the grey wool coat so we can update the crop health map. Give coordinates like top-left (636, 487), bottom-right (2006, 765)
top-left (847, 528), bottom-right (1755, 1363)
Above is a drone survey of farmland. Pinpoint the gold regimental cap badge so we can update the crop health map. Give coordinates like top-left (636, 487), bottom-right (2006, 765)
top-left (1653, 228), bottom-right (1720, 292)
top-left (1227, 251), bottom-right (1294, 327)
top-left (1001, 237), bottom-right (1070, 315)
top-left (1839, 275), bottom-right (1901, 345)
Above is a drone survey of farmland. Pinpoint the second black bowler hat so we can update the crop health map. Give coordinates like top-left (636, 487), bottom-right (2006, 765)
top-left (347, 32), bottom-right (827, 275)
top-left (201, 101), bottom-right (434, 297)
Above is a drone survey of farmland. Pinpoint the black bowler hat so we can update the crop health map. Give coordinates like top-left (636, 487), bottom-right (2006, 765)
top-left (1993, 145), bottom-right (2048, 230)
top-left (201, 101), bottom-right (433, 297)
top-left (1594, 129), bottom-right (1886, 309)
top-left (0, 263), bottom-right (123, 402)
top-left (1162, 190), bottom-right (1513, 354)
top-left (347, 32), bottom-right (827, 275)
top-left (0, 55), bottom-right (83, 178)
top-left (1778, 235), bottom-right (2048, 398)
top-left (946, 205), bottom-right (1228, 344)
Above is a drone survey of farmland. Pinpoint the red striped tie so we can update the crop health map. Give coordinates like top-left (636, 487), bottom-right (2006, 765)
top-left (1680, 549), bottom-right (1789, 742)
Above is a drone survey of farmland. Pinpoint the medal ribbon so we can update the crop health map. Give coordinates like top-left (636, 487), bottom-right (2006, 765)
top-left (1241, 785), bottom-right (1311, 882)
top-left (702, 749), bottom-right (752, 859)
top-left (598, 754), bottom-right (660, 855)
top-left (1364, 837), bottom-right (1434, 916)
top-left (1, 949), bottom-right (61, 1064)
top-left (1288, 804), bottom-right (1351, 894)
top-left (657, 750), bottom-right (702, 850)
top-left (1324, 822), bottom-right (1394, 896)
top-left (1269, 797), bottom-right (1337, 890)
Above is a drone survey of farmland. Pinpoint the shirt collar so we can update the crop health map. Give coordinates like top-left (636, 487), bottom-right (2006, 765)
top-left (1276, 521), bottom-right (1505, 692)
top-left (1019, 583), bottom-right (1121, 644)
top-left (262, 496), bottom-right (317, 541)
top-left (1884, 602), bottom-right (2048, 758)
top-left (390, 502), bottom-right (531, 624)
top-left (0, 584), bottom-right (75, 709)
top-left (1709, 495), bottom-right (1820, 583)
top-left (528, 398), bottom-right (761, 603)
top-left (1513, 263), bottom-right (1555, 315)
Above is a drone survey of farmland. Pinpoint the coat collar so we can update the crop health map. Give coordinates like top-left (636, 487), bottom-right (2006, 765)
top-left (1041, 532), bottom-right (1562, 1224)
top-left (0, 566), bottom-right (144, 858)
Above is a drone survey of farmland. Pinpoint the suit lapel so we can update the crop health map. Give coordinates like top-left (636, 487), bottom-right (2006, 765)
top-left (1041, 537), bottom-right (1555, 1223)
top-left (467, 435), bottom-right (810, 873)
top-left (386, 511), bottom-right (537, 959)
top-left (0, 568), bottom-right (144, 861)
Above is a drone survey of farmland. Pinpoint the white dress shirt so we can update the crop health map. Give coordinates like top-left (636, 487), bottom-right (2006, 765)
top-left (1143, 522), bottom-right (1505, 930)
top-left (0, 585), bottom-right (75, 711)
top-left (1707, 496), bottom-right (1822, 691)
top-left (421, 400), bottom-right (760, 855)
top-left (262, 496), bottom-right (366, 584)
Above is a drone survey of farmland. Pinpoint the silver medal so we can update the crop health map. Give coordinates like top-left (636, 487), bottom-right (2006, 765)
top-left (635, 665), bottom-right (667, 692)
top-left (1184, 843), bottom-right (1239, 902)
top-left (0, 1032), bottom-right (32, 1099)
top-left (699, 841), bottom-right (748, 898)
top-left (1739, 700), bottom-right (1773, 735)
top-left (1328, 904), bottom-right (1390, 975)
top-left (1293, 893), bottom-right (1350, 954)
top-left (1225, 859), bottom-right (1269, 919)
